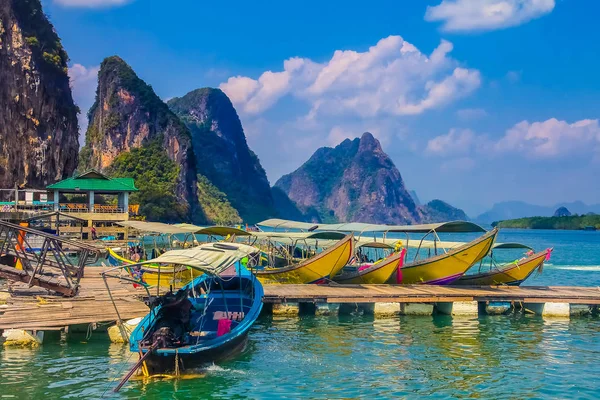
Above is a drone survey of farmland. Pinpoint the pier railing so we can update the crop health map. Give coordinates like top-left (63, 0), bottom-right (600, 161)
top-left (0, 220), bottom-right (104, 296)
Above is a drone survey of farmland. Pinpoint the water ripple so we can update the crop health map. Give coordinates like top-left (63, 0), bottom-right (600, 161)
top-left (1, 315), bottom-right (600, 398)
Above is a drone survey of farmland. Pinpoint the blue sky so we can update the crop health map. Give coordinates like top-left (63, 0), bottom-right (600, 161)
top-left (44, 0), bottom-right (600, 216)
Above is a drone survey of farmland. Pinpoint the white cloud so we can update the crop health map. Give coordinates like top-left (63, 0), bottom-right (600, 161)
top-left (54, 0), bottom-right (132, 7)
top-left (220, 35), bottom-right (480, 118)
top-left (425, 0), bottom-right (555, 33)
top-left (428, 118), bottom-right (600, 161)
top-left (495, 118), bottom-right (600, 158)
top-left (426, 128), bottom-right (476, 156)
top-left (68, 64), bottom-right (100, 143)
top-left (327, 126), bottom-right (357, 146)
top-left (456, 108), bottom-right (488, 120)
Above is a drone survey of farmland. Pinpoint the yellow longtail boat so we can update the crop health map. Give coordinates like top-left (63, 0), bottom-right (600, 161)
top-left (253, 234), bottom-right (354, 284)
top-left (106, 248), bottom-right (201, 288)
top-left (334, 247), bottom-right (406, 284)
top-left (391, 228), bottom-right (498, 284)
top-left (455, 245), bottom-right (552, 286)
top-left (257, 219), bottom-right (498, 285)
top-left (108, 222), bottom-right (254, 287)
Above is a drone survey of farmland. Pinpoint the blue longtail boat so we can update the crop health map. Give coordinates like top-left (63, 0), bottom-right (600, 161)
top-left (110, 242), bottom-right (263, 385)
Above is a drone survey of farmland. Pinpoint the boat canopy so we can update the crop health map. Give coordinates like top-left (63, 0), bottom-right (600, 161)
top-left (492, 242), bottom-right (533, 250)
top-left (138, 242), bottom-right (259, 275)
top-left (356, 237), bottom-right (467, 249)
top-left (257, 219), bottom-right (486, 233)
top-left (174, 223), bottom-right (252, 237)
top-left (117, 220), bottom-right (197, 234)
top-left (251, 231), bottom-right (347, 240)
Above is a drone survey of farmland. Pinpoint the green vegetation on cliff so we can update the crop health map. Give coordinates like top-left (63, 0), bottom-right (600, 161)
top-left (168, 88), bottom-right (277, 223)
top-left (196, 175), bottom-right (242, 225)
top-left (493, 215), bottom-right (600, 230)
top-left (12, 0), bottom-right (70, 74)
top-left (109, 139), bottom-right (188, 222)
top-left (0, 0), bottom-right (79, 188)
top-left (420, 199), bottom-right (468, 223)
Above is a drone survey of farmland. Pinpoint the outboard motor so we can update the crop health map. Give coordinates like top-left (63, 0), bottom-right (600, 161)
top-left (151, 326), bottom-right (179, 348)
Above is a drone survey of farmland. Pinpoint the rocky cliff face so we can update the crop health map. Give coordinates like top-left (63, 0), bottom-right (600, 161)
top-left (0, 0), bottom-right (79, 188)
top-left (276, 132), bottom-right (421, 224)
top-left (168, 88), bottom-right (276, 223)
top-left (79, 56), bottom-right (199, 221)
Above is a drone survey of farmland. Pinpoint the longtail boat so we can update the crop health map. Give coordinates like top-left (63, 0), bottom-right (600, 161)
top-left (257, 219), bottom-right (497, 285)
top-left (456, 244), bottom-right (552, 286)
top-left (251, 233), bottom-right (354, 284)
top-left (334, 241), bottom-right (406, 284)
top-left (107, 224), bottom-right (252, 288)
top-left (392, 228), bottom-right (498, 284)
top-left (106, 247), bottom-right (200, 288)
top-left (103, 242), bottom-right (263, 387)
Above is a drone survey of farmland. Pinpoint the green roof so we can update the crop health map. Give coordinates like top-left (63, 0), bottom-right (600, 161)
top-left (47, 170), bottom-right (138, 192)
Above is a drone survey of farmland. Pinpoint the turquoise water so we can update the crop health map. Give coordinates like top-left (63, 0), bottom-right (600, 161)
top-left (1, 229), bottom-right (600, 398)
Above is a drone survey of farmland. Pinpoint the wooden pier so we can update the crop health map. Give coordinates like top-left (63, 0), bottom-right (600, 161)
top-left (2, 271), bottom-right (600, 336)
top-left (0, 269), bottom-right (149, 331)
top-left (262, 284), bottom-right (600, 305)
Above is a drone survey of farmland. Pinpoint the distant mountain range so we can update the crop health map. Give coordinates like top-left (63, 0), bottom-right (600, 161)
top-left (476, 201), bottom-right (600, 224)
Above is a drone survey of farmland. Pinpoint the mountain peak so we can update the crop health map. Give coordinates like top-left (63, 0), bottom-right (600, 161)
top-left (79, 55), bottom-right (199, 222)
top-left (168, 87), bottom-right (276, 223)
top-left (275, 132), bottom-right (419, 224)
top-left (358, 131), bottom-right (382, 153)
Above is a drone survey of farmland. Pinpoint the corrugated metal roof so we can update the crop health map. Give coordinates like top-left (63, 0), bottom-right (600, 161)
top-left (47, 170), bottom-right (138, 192)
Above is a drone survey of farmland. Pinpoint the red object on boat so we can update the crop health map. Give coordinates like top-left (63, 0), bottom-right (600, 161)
top-left (396, 248), bottom-right (407, 284)
top-left (217, 319), bottom-right (232, 337)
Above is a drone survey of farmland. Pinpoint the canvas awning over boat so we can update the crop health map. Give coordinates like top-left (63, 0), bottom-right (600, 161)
top-left (492, 242), bottom-right (533, 250)
top-left (257, 219), bottom-right (486, 233)
top-left (174, 223), bottom-right (252, 237)
top-left (355, 237), bottom-right (467, 249)
top-left (116, 221), bottom-right (196, 234)
top-left (251, 231), bottom-right (347, 240)
top-left (140, 242), bottom-right (259, 275)
top-left (257, 219), bottom-right (319, 231)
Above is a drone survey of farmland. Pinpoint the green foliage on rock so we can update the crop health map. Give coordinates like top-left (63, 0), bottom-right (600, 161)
top-left (12, 0), bottom-right (69, 73)
top-left (493, 214), bottom-right (600, 230)
top-left (25, 36), bottom-right (39, 46)
top-left (420, 199), bottom-right (469, 223)
top-left (196, 175), bottom-right (242, 225)
top-left (109, 138), bottom-right (188, 222)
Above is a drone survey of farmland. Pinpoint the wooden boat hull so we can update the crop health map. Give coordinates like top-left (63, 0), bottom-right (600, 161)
top-left (455, 249), bottom-right (551, 286)
top-left (107, 248), bottom-right (201, 287)
top-left (254, 234), bottom-right (354, 284)
top-left (389, 228), bottom-right (498, 285)
top-left (334, 250), bottom-right (404, 284)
